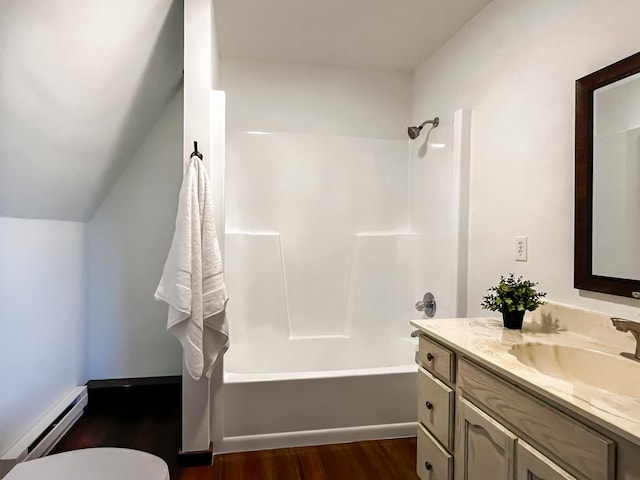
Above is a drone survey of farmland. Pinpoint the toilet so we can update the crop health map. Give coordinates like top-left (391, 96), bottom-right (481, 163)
top-left (4, 448), bottom-right (169, 480)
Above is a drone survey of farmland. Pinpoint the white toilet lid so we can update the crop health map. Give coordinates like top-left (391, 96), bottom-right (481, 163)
top-left (5, 448), bottom-right (170, 480)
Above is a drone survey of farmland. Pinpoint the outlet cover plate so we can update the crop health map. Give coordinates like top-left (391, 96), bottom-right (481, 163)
top-left (516, 236), bottom-right (527, 262)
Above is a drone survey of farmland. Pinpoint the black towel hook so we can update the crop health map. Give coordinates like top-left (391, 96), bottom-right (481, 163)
top-left (190, 141), bottom-right (203, 160)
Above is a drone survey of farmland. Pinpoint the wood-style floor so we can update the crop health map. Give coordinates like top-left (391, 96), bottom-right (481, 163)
top-left (179, 439), bottom-right (417, 480)
top-left (52, 383), bottom-right (418, 479)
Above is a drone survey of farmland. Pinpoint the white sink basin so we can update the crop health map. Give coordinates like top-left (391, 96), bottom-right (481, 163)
top-left (509, 343), bottom-right (640, 398)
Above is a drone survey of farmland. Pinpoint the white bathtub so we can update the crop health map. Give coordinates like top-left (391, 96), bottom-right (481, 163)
top-left (219, 336), bottom-right (418, 453)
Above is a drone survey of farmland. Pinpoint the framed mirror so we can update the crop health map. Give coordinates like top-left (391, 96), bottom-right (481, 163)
top-left (575, 51), bottom-right (640, 298)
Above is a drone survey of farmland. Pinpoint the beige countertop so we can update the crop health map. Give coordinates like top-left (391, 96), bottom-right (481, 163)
top-left (410, 315), bottom-right (640, 447)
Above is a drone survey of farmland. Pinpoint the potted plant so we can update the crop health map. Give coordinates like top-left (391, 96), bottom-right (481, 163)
top-left (480, 273), bottom-right (546, 329)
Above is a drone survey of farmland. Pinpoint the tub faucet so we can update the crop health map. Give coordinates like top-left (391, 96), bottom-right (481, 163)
top-left (611, 317), bottom-right (640, 361)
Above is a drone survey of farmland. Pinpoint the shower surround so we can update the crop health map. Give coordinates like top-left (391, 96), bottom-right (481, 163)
top-left (217, 120), bottom-right (463, 452)
top-left (212, 59), bottom-right (469, 452)
top-left (224, 131), bottom-right (419, 341)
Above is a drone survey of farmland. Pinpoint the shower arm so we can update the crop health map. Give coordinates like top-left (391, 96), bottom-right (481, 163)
top-left (418, 118), bottom-right (440, 129)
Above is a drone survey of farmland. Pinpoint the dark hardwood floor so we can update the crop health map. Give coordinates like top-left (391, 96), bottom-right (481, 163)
top-left (178, 439), bottom-right (418, 480)
top-left (52, 382), bottom-right (418, 479)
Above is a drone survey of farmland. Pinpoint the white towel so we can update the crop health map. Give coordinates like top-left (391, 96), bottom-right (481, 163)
top-left (154, 156), bottom-right (228, 381)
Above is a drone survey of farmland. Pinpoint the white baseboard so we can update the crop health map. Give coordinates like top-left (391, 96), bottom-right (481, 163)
top-left (0, 387), bottom-right (88, 478)
top-left (216, 422), bottom-right (417, 454)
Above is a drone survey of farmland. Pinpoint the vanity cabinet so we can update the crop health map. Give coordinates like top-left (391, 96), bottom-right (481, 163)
top-left (416, 333), bottom-right (615, 480)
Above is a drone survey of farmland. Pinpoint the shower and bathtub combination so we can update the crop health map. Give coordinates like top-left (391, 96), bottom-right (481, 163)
top-left (215, 110), bottom-right (470, 453)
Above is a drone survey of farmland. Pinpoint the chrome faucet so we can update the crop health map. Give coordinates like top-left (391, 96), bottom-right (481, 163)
top-left (611, 317), bottom-right (640, 361)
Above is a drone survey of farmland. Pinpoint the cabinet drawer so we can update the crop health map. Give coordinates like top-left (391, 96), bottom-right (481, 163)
top-left (417, 423), bottom-right (453, 480)
top-left (457, 358), bottom-right (615, 480)
top-left (418, 335), bottom-right (455, 384)
top-left (417, 367), bottom-right (454, 450)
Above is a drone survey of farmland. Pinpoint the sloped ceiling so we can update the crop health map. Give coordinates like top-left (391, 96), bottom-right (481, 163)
top-left (0, 0), bottom-right (183, 221)
top-left (213, 0), bottom-right (492, 71)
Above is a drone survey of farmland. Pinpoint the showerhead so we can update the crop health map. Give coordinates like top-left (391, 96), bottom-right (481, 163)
top-left (407, 126), bottom-right (422, 139)
top-left (407, 117), bottom-right (440, 139)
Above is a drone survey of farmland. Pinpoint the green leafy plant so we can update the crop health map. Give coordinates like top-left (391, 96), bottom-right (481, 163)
top-left (481, 273), bottom-right (546, 313)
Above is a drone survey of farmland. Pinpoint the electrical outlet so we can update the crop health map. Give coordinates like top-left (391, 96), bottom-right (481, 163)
top-left (515, 236), bottom-right (527, 262)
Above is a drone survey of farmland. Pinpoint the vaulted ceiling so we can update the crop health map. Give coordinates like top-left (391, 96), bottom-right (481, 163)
top-left (0, 0), bottom-right (183, 221)
top-left (213, 0), bottom-right (491, 71)
top-left (0, 0), bottom-right (489, 221)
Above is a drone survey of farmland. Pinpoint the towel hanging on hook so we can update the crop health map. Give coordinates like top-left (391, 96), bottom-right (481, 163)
top-left (190, 141), bottom-right (203, 160)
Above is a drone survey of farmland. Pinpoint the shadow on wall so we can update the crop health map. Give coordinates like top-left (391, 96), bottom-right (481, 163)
top-left (91, 0), bottom-right (184, 218)
top-left (416, 122), bottom-right (441, 158)
top-left (578, 289), bottom-right (640, 311)
top-left (0, 0), bottom-right (185, 221)
top-left (87, 87), bottom-right (185, 380)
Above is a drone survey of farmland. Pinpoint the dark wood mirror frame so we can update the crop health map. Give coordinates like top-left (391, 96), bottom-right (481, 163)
top-left (575, 51), bottom-right (640, 298)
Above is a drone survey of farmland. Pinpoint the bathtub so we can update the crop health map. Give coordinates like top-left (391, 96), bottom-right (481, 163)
top-left (219, 335), bottom-right (418, 453)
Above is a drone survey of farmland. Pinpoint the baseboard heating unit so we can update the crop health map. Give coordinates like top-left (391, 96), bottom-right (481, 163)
top-left (0, 386), bottom-right (88, 478)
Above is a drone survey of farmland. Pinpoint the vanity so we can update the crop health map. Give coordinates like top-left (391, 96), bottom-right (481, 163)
top-left (411, 303), bottom-right (640, 480)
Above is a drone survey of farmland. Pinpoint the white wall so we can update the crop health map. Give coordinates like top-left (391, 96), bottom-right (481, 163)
top-left (221, 59), bottom-right (411, 139)
top-left (0, 0), bottom-right (183, 456)
top-left (87, 89), bottom-right (184, 379)
top-left (412, 0), bottom-right (640, 319)
top-left (0, 217), bottom-right (86, 457)
top-left (0, 0), bottom-right (183, 221)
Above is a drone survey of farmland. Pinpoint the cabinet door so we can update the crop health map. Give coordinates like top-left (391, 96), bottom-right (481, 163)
top-left (455, 397), bottom-right (516, 480)
top-left (516, 441), bottom-right (577, 480)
